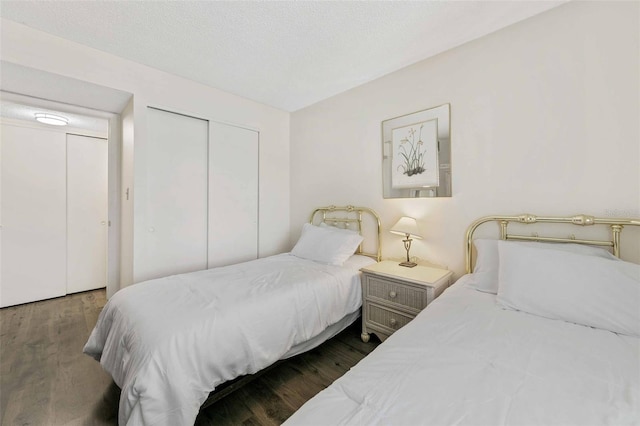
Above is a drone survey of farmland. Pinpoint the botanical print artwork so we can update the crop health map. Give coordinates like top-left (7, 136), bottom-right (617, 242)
top-left (397, 126), bottom-right (425, 176)
top-left (391, 119), bottom-right (439, 189)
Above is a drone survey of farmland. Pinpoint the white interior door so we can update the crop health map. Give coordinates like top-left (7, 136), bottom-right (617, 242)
top-left (208, 123), bottom-right (258, 268)
top-left (0, 123), bottom-right (67, 307)
top-left (66, 134), bottom-right (108, 294)
top-left (141, 108), bottom-right (209, 281)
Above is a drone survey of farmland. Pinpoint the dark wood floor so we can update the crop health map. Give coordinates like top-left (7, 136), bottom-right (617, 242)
top-left (0, 289), bottom-right (379, 426)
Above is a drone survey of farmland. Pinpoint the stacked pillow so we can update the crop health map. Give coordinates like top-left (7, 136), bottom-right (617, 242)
top-left (468, 239), bottom-right (640, 338)
top-left (468, 239), bottom-right (618, 294)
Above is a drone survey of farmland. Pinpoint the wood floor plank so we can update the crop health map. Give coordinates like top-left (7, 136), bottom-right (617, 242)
top-left (236, 381), bottom-right (290, 426)
top-left (0, 291), bottom-right (114, 426)
top-left (335, 325), bottom-right (382, 354)
top-left (52, 295), bottom-right (112, 425)
top-left (196, 382), bottom-right (258, 426)
top-left (285, 343), bottom-right (356, 389)
top-left (1, 297), bottom-right (57, 425)
top-left (1, 289), bottom-right (379, 425)
top-left (260, 365), bottom-right (317, 410)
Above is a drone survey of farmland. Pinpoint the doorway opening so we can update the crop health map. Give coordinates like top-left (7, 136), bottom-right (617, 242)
top-left (0, 90), bottom-right (127, 306)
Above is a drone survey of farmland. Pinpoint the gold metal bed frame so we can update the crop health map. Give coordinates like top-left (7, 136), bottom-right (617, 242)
top-left (465, 214), bottom-right (640, 273)
top-left (310, 205), bottom-right (382, 262)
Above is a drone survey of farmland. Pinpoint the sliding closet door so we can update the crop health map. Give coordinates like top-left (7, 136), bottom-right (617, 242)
top-left (0, 124), bottom-right (67, 307)
top-left (142, 108), bottom-right (208, 281)
top-left (66, 134), bottom-right (108, 294)
top-left (208, 123), bottom-right (258, 268)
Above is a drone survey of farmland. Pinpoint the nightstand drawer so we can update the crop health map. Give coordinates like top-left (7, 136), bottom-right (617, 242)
top-left (366, 303), bottom-right (414, 332)
top-left (366, 276), bottom-right (425, 311)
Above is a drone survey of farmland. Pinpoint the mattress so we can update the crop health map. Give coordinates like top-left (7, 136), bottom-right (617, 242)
top-left (84, 253), bottom-right (374, 426)
top-left (285, 274), bottom-right (640, 425)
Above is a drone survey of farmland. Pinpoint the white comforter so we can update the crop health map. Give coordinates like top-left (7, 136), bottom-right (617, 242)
top-left (84, 254), bottom-right (365, 426)
top-left (286, 275), bottom-right (640, 425)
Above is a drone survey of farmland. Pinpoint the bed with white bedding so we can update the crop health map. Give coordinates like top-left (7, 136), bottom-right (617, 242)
top-left (285, 213), bottom-right (640, 426)
top-left (84, 206), bottom-right (381, 426)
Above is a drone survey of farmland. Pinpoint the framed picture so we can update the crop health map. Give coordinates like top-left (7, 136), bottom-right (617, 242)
top-left (382, 104), bottom-right (451, 198)
top-left (391, 118), bottom-right (439, 189)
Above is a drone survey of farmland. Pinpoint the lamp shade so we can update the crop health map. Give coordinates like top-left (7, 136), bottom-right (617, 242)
top-left (390, 216), bottom-right (422, 239)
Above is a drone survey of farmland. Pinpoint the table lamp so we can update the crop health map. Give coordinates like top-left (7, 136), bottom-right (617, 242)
top-left (390, 216), bottom-right (422, 268)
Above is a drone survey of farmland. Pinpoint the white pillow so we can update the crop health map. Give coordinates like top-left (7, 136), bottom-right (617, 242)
top-left (291, 223), bottom-right (363, 266)
top-left (467, 239), bottom-right (618, 294)
top-left (496, 241), bottom-right (640, 337)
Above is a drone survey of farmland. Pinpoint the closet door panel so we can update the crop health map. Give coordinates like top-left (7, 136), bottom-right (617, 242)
top-left (208, 123), bottom-right (258, 268)
top-left (142, 108), bottom-right (208, 281)
top-left (0, 124), bottom-right (67, 307)
top-left (66, 134), bottom-right (108, 294)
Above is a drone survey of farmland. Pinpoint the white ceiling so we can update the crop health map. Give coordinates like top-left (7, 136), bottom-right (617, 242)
top-left (0, 1), bottom-right (566, 112)
top-left (1, 100), bottom-right (109, 133)
top-left (1, 62), bottom-right (132, 114)
top-left (0, 62), bottom-right (128, 134)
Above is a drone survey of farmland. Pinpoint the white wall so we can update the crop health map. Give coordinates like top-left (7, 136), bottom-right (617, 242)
top-left (2, 19), bottom-right (291, 287)
top-left (120, 98), bottom-right (135, 289)
top-left (106, 112), bottom-right (122, 298)
top-left (290, 1), bottom-right (640, 277)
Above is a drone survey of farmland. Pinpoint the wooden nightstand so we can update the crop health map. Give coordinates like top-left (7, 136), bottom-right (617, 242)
top-left (360, 260), bottom-right (452, 342)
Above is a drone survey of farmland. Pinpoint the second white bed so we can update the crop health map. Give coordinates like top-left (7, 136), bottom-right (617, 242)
top-left (285, 275), bottom-right (640, 425)
top-left (84, 253), bottom-right (374, 426)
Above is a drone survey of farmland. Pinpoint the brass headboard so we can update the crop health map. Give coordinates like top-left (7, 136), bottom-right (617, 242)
top-left (310, 205), bottom-right (382, 262)
top-left (465, 214), bottom-right (640, 273)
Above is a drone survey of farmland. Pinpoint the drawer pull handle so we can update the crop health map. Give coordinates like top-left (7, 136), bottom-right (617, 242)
top-left (390, 318), bottom-right (397, 327)
top-left (389, 291), bottom-right (397, 299)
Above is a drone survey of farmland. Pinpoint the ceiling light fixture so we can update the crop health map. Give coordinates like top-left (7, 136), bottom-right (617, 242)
top-left (34, 112), bottom-right (69, 126)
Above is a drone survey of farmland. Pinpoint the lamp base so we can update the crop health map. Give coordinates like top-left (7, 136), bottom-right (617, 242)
top-left (398, 261), bottom-right (417, 268)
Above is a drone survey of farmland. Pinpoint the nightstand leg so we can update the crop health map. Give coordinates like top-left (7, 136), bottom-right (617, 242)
top-left (361, 332), bottom-right (370, 343)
